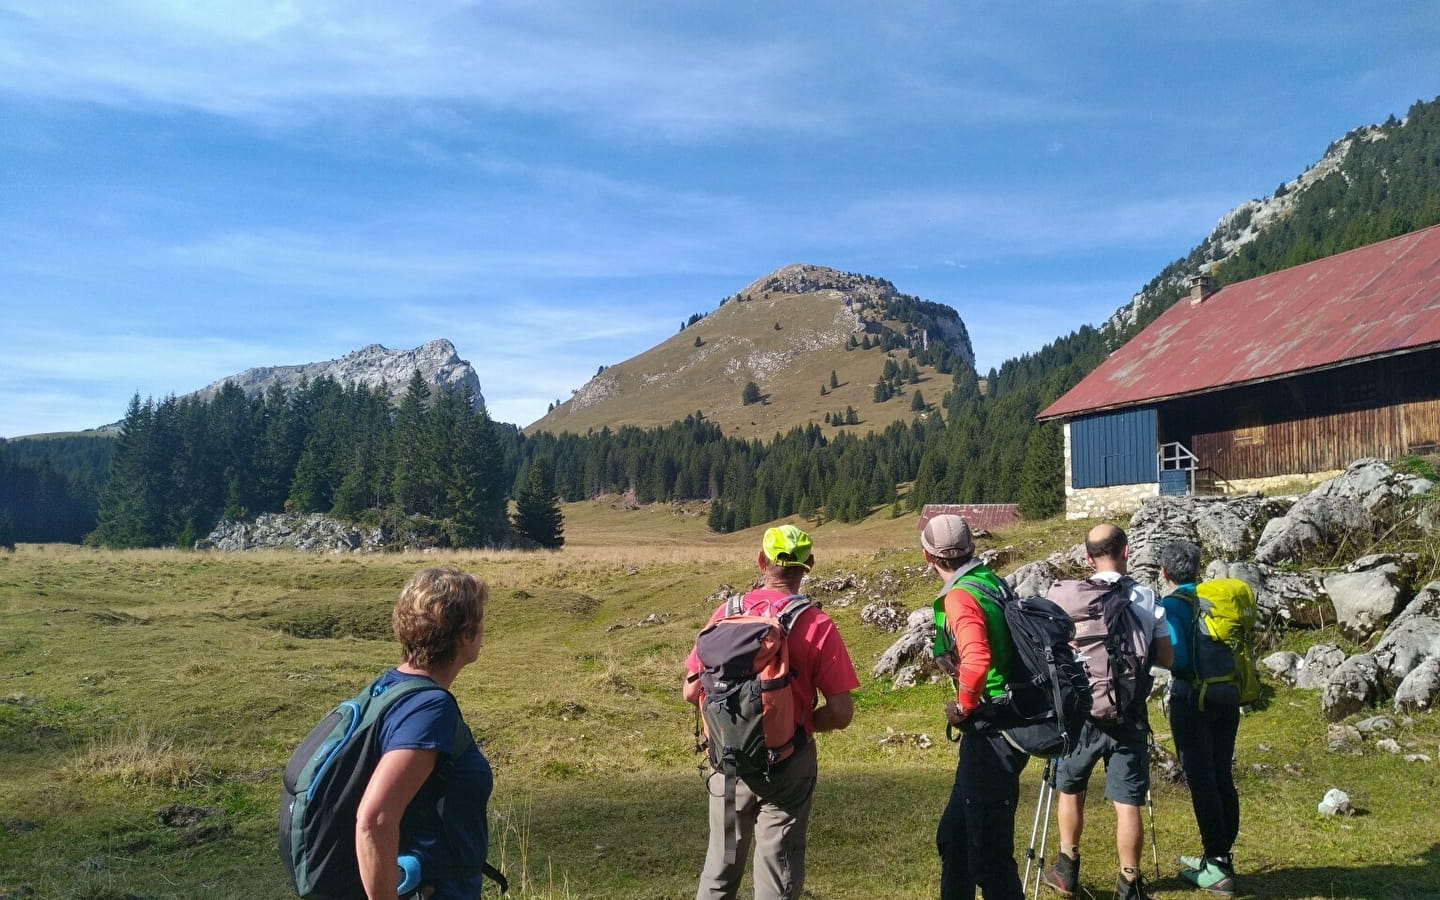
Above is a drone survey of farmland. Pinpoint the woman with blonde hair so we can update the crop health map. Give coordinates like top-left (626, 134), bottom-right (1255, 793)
top-left (353, 566), bottom-right (502, 899)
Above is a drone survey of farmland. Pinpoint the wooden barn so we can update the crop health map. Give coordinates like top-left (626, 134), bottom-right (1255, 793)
top-left (1038, 224), bottom-right (1440, 520)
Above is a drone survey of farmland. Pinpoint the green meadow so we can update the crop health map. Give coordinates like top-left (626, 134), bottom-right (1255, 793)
top-left (1, 505), bottom-right (1437, 899)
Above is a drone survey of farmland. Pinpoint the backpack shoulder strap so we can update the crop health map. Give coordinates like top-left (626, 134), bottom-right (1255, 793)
top-left (725, 595), bottom-right (745, 618)
top-left (952, 574), bottom-right (1011, 606)
top-left (774, 594), bottom-right (814, 632)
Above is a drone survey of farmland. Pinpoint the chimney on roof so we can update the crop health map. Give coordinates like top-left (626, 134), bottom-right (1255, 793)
top-left (1189, 273), bottom-right (1216, 306)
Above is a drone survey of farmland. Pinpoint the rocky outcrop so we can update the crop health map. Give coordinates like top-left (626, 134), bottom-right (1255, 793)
top-left (192, 339), bottom-right (484, 411)
top-left (1323, 554), bottom-right (1418, 639)
top-left (872, 608), bottom-right (939, 687)
top-left (196, 512), bottom-right (492, 553)
top-left (1254, 459), bottom-right (1432, 565)
top-left (1127, 494), bottom-right (1289, 583)
top-left (1322, 653), bottom-right (1381, 721)
top-left (200, 513), bottom-right (387, 553)
top-left (1255, 495), bottom-right (1375, 565)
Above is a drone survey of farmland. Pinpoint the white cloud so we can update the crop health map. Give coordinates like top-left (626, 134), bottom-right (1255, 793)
top-left (0, 1), bottom-right (826, 140)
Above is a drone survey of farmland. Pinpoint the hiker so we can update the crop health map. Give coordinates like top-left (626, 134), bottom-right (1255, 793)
top-left (925, 513), bottom-right (1030, 900)
top-left (354, 566), bottom-right (496, 899)
top-left (1157, 540), bottom-right (1241, 897)
top-left (682, 524), bottom-right (859, 900)
top-left (1041, 524), bottom-right (1173, 900)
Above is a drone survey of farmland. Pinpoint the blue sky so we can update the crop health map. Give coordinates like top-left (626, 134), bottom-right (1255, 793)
top-left (2, 2), bottom-right (1436, 437)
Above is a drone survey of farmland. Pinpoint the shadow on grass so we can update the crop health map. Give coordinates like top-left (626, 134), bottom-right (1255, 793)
top-left (1149, 843), bottom-right (1440, 899)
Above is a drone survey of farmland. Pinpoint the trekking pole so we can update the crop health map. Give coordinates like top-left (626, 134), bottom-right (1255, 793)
top-left (1145, 731), bottom-right (1161, 878)
top-left (1147, 789), bottom-right (1159, 879)
top-left (1032, 759), bottom-right (1057, 900)
top-left (1022, 758), bottom-right (1054, 900)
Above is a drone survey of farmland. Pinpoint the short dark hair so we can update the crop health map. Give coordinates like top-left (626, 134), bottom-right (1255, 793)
top-left (1159, 540), bottom-right (1201, 584)
top-left (1085, 525), bottom-right (1128, 561)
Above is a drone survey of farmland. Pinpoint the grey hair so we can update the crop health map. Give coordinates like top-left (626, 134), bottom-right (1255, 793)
top-left (1158, 540), bottom-right (1201, 585)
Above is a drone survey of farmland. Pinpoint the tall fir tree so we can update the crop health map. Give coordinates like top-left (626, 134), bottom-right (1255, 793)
top-left (513, 455), bottom-right (565, 548)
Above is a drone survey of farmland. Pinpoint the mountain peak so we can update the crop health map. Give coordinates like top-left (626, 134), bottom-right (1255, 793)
top-left (528, 266), bottom-right (972, 438)
top-left (192, 339), bottom-right (483, 409)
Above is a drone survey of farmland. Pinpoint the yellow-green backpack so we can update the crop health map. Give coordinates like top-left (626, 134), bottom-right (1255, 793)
top-left (1188, 578), bottom-right (1261, 710)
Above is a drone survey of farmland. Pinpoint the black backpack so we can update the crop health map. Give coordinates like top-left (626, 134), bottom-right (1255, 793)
top-left (964, 580), bottom-right (1092, 759)
top-left (279, 674), bottom-right (507, 897)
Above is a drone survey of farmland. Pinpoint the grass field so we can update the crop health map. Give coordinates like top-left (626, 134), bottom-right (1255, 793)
top-left (1, 503), bottom-right (1437, 899)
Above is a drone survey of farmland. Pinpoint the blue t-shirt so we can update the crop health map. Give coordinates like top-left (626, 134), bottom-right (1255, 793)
top-left (375, 669), bottom-right (493, 900)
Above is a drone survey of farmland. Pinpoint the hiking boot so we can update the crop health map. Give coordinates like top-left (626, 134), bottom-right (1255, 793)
top-left (1041, 851), bottom-right (1079, 898)
top-left (1115, 873), bottom-right (1152, 900)
top-left (1176, 854), bottom-right (1204, 871)
top-left (1178, 857), bottom-right (1236, 897)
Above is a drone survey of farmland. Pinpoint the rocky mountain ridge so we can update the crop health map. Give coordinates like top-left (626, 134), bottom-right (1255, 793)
top-left (191, 338), bottom-right (484, 410)
top-left (1102, 124), bottom-right (1390, 337)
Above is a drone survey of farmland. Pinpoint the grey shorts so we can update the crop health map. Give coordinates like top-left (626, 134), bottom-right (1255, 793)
top-left (1052, 718), bottom-right (1149, 806)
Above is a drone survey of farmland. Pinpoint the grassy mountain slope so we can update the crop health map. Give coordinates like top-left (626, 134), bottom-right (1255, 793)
top-left (2, 509), bottom-right (1437, 898)
top-left (527, 264), bottom-right (971, 439)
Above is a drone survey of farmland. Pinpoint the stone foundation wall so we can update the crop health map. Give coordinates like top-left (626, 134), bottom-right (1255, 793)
top-left (1064, 482), bottom-right (1161, 520)
top-left (1060, 420), bottom-right (1348, 519)
top-left (1219, 470), bottom-right (1343, 496)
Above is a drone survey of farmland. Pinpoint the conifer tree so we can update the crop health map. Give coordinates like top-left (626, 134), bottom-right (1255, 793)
top-left (392, 371), bottom-right (435, 515)
top-left (1018, 422), bottom-right (1065, 519)
top-left (910, 389), bottom-right (927, 411)
top-left (707, 499), bottom-right (728, 533)
top-left (742, 381), bottom-right (762, 405)
top-left (829, 370), bottom-right (839, 389)
top-left (513, 454), bottom-right (565, 548)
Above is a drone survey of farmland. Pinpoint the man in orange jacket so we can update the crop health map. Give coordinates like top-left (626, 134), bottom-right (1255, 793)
top-left (925, 514), bottom-right (1028, 900)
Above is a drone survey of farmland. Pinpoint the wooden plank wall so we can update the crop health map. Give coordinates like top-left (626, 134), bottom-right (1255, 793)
top-left (1192, 396), bottom-right (1440, 479)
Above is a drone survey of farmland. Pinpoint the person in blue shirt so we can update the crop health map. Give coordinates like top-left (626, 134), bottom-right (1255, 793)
top-left (1157, 541), bottom-right (1239, 898)
top-left (355, 566), bottom-right (499, 900)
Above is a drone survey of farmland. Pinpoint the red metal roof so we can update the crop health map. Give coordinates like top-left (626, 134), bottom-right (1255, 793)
top-left (1039, 224), bottom-right (1440, 420)
top-left (919, 503), bottom-right (1021, 532)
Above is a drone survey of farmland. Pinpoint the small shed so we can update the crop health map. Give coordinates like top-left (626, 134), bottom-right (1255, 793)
top-left (1038, 224), bottom-right (1440, 519)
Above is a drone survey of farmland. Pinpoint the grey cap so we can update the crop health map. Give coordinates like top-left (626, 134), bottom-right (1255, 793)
top-left (921, 514), bottom-right (974, 560)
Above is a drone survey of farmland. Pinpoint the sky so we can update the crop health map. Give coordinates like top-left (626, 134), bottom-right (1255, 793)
top-left (2, 2), bottom-right (1437, 437)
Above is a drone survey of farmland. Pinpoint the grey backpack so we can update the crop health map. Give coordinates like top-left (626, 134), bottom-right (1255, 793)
top-left (1047, 577), bottom-right (1151, 723)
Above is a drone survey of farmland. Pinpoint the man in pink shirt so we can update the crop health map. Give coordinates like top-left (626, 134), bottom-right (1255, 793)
top-left (683, 525), bottom-right (859, 900)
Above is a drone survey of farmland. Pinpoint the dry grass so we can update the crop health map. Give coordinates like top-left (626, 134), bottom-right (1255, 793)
top-left (66, 726), bottom-right (220, 789)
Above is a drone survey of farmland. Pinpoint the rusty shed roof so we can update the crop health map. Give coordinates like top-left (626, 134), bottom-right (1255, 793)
top-left (1039, 224), bottom-right (1440, 420)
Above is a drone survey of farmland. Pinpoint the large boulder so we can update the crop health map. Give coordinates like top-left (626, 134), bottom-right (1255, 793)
top-left (1254, 494), bottom-right (1375, 565)
top-left (1294, 643), bottom-right (1347, 690)
top-left (874, 608), bottom-right (938, 686)
top-left (1261, 650), bottom-right (1302, 684)
top-left (1309, 457), bottom-right (1435, 521)
top-left (1394, 658), bottom-right (1440, 712)
top-left (1006, 560), bottom-right (1062, 599)
top-left (1370, 581), bottom-right (1440, 692)
top-left (1259, 568), bottom-right (1332, 627)
top-left (1322, 652), bottom-right (1381, 721)
top-left (1323, 554), bottom-right (1417, 640)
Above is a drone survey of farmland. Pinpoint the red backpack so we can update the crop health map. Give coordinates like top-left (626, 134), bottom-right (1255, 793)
top-left (693, 593), bottom-right (812, 863)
